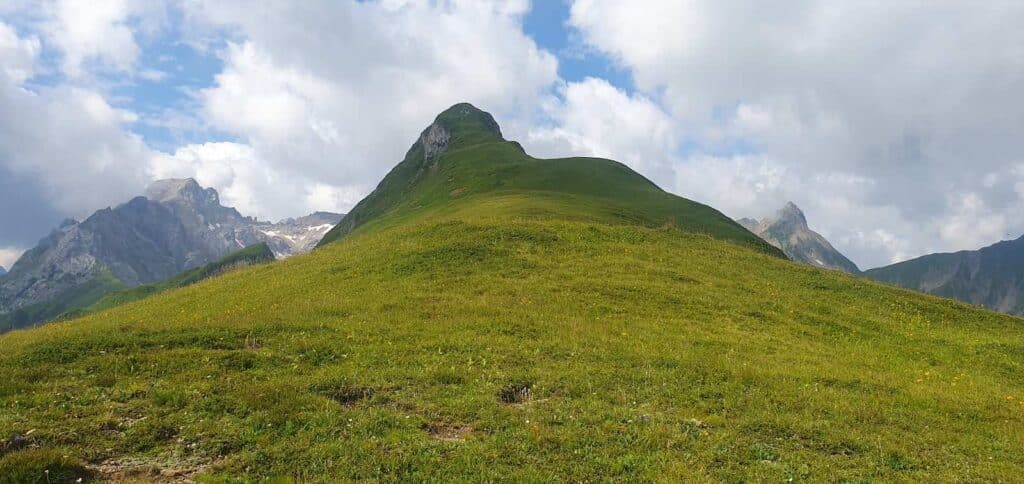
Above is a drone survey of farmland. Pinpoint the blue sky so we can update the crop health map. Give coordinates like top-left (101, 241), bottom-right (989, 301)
top-left (2, 1), bottom-right (1024, 271)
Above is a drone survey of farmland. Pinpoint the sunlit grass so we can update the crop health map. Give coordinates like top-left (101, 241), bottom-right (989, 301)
top-left (1, 200), bottom-right (1021, 480)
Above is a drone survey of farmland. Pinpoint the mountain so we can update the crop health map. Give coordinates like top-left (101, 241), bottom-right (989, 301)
top-left (739, 202), bottom-right (861, 274)
top-left (865, 235), bottom-right (1024, 316)
top-left (0, 179), bottom-right (342, 331)
top-left (318, 103), bottom-right (776, 254)
top-left (0, 104), bottom-right (1021, 481)
top-left (0, 266), bottom-right (5, 277)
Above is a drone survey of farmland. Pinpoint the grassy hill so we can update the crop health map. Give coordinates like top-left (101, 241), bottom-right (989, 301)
top-left (0, 105), bottom-right (1021, 481)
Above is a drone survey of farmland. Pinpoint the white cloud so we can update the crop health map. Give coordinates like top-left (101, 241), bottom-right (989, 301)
top-left (42, 0), bottom-right (143, 77)
top-left (171, 0), bottom-right (559, 221)
top-left (0, 21), bottom-right (152, 219)
top-left (568, 0), bottom-right (1024, 267)
top-left (524, 78), bottom-right (678, 183)
top-left (0, 21), bottom-right (38, 83)
top-left (0, 246), bottom-right (22, 269)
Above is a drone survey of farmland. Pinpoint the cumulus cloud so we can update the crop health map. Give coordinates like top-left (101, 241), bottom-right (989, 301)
top-left (525, 77), bottom-right (678, 184)
top-left (567, 0), bottom-right (1024, 267)
top-left (0, 21), bottom-right (152, 221)
top-left (2, 0), bottom-right (1024, 272)
top-left (0, 246), bottom-right (21, 269)
top-left (180, 0), bottom-right (558, 217)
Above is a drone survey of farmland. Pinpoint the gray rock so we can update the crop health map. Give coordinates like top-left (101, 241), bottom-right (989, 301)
top-left (0, 178), bottom-right (343, 323)
top-left (740, 202), bottom-right (861, 274)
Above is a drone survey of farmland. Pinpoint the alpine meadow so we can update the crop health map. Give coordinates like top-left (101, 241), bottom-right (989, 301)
top-left (0, 104), bottom-right (1021, 481)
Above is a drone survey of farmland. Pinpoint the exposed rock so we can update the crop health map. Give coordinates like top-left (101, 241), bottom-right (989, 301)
top-left (740, 202), bottom-right (860, 274)
top-left (421, 123), bottom-right (451, 162)
top-left (0, 178), bottom-right (343, 329)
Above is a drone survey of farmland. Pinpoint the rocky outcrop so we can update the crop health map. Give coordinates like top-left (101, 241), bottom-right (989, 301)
top-left (740, 202), bottom-right (861, 274)
top-left (0, 178), bottom-right (342, 325)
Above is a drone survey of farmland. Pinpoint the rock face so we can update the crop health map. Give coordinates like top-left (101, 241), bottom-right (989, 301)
top-left (865, 235), bottom-right (1024, 316)
top-left (0, 178), bottom-right (342, 326)
top-left (740, 202), bottom-right (861, 274)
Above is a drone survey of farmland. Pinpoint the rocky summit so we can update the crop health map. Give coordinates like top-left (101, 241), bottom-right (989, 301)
top-left (0, 179), bottom-right (342, 331)
top-left (739, 202), bottom-right (860, 274)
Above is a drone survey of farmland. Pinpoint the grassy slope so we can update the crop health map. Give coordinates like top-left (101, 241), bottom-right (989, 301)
top-left (72, 243), bottom-right (276, 317)
top-left (318, 104), bottom-right (780, 259)
top-left (0, 106), bottom-right (1022, 480)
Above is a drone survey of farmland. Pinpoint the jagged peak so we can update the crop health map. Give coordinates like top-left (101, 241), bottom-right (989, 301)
top-left (773, 201), bottom-right (808, 227)
top-left (145, 178), bottom-right (219, 205)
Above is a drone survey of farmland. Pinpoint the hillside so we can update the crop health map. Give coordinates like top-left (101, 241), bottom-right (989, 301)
top-left (866, 235), bottom-right (1024, 316)
top-left (0, 104), bottom-right (1021, 481)
top-left (69, 243), bottom-right (276, 318)
top-left (318, 104), bottom-right (776, 256)
top-left (738, 202), bottom-right (860, 274)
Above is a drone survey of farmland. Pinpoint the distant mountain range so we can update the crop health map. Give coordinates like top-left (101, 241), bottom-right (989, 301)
top-left (0, 178), bottom-right (342, 331)
top-left (738, 202), bottom-right (860, 274)
top-left (739, 203), bottom-right (1024, 317)
top-left (865, 235), bottom-right (1024, 316)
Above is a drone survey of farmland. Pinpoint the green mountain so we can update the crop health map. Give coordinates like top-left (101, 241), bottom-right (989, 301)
top-left (738, 202), bottom-right (861, 274)
top-left (866, 235), bottom-right (1024, 316)
top-left (0, 104), bottom-right (1021, 481)
top-left (318, 103), bottom-right (777, 256)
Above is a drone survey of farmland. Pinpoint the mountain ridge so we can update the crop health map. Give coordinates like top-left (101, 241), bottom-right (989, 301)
top-left (319, 103), bottom-right (780, 258)
top-left (866, 234), bottom-right (1024, 316)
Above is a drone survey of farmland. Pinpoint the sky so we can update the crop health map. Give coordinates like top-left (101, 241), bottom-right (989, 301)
top-left (1, 0), bottom-right (1023, 271)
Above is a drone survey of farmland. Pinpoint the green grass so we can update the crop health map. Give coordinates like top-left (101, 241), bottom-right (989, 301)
top-left (70, 243), bottom-right (275, 317)
top-left (0, 105), bottom-right (1021, 480)
top-left (0, 205), bottom-right (1021, 480)
top-left (0, 449), bottom-right (91, 484)
top-left (318, 104), bottom-right (780, 258)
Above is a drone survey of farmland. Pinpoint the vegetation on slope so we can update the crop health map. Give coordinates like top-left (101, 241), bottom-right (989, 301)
top-left (0, 104), bottom-right (1020, 480)
top-left (318, 103), bottom-right (780, 258)
top-left (71, 243), bottom-right (275, 317)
